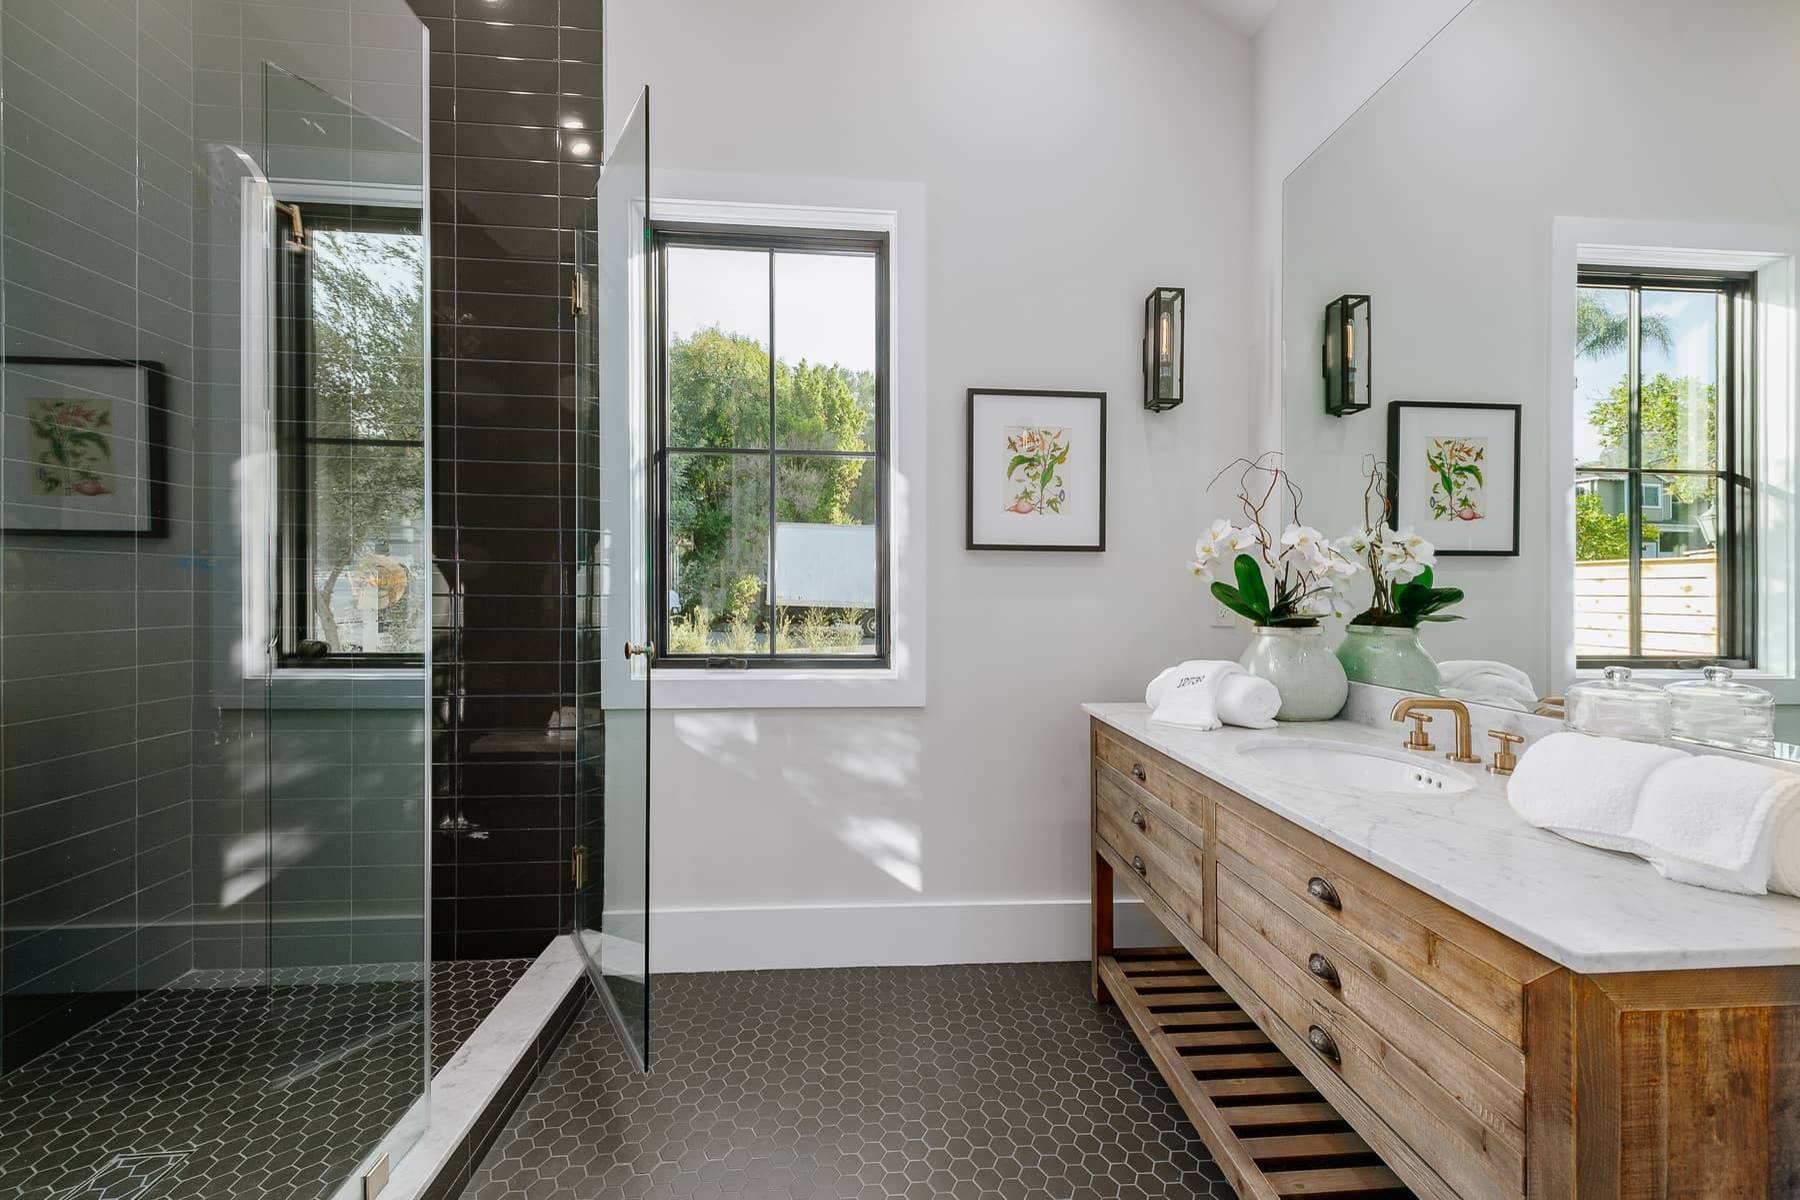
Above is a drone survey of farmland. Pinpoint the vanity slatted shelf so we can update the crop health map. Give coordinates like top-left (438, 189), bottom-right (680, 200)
top-left (1088, 711), bottom-right (1800, 1200)
top-left (1098, 947), bottom-right (1415, 1198)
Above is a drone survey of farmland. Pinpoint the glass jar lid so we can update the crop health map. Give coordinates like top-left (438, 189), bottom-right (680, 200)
top-left (1564, 666), bottom-right (1672, 739)
top-left (1665, 666), bottom-right (1775, 711)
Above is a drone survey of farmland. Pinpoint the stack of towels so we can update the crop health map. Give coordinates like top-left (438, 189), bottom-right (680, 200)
top-left (1145, 661), bottom-right (1281, 731)
top-left (1438, 659), bottom-right (1539, 711)
top-left (1509, 731), bottom-right (1800, 898)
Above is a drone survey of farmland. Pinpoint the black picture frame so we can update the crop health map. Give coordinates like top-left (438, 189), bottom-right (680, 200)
top-left (1386, 400), bottom-right (1521, 557)
top-left (1, 355), bottom-right (169, 538)
top-left (966, 388), bottom-right (1106, 552)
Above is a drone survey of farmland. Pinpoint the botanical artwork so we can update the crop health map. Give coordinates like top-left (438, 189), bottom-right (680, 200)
top-left (1003, 425), bottom-right (1070, 516)
top-left (29, 397), bottom-right (116, 498)
top-left (1424, 436), bottom-right (1486, 523)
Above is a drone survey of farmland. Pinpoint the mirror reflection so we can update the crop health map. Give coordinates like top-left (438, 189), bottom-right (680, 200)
top-left (1280, 0), bottom-right (1800, 755)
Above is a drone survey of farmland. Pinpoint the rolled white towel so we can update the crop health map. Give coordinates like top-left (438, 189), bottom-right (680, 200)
top-left (1442, 680), bottom-right (1538, 711)
top-left (1508, 731), bottom-right (1689, 854)
top-left (1146, 660), bottom-right (1280, 731)
top-left (1438, 659), bottom-right (1537, 693)
top-left (1631, 755), bottom-right (1800, 897)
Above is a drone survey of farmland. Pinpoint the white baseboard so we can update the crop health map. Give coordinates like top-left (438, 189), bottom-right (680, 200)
top-left (649, 896), bottom-right (1168, 974)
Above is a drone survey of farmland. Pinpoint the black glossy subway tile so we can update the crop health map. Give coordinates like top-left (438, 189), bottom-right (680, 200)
top-left (558, 26), bottom-right (600, 63)
top-left (456, 20), bottom-right (559, 60)
top-left (439, 86), bottom-right (558, 129)
top-left (453, 53), bottom-right (558, 95)
top-left (557, 0), bottom-right (601, 30)
top-left (457, 0), bottom-right (558, 23)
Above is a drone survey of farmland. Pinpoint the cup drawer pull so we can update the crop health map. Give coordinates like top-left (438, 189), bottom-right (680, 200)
top-left (1307, 1025), bottom-right (1341, 1064)
top-left (1307, 876), bottom-right (1342, 910)
top-left (1130, 855), bottom-right (1147, 877)
top-left (1307, 953), bottom-right (1341, 989)
top-left (1130, 810), bottom-right (1146, 829)
top-left (1131, 764), bottom-right (1148, 783)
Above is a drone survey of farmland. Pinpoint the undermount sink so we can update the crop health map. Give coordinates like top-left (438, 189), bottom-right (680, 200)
top-left (1237, 737), bottom-right (1475, 796)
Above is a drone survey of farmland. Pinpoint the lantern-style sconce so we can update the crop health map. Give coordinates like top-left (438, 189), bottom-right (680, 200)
top-left (1323, 294), bottom-right (1371, 417)
top-left (1143, 286), bottom-right (1184, 411)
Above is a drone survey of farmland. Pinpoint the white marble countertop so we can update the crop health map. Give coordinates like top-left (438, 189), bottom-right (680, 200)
top-left (1083, 702), bottom-right (1800, 974)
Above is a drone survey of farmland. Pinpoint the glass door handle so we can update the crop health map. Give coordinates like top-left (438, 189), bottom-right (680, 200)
top-left (623, 641), bottom-right (654, 660)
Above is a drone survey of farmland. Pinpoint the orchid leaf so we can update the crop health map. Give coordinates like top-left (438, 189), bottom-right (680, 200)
top-left (1232, 553), bottom-right (1270, 620)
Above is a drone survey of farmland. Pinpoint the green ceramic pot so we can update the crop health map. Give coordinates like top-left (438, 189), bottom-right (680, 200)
top-left (1335, 624), bottom-right (1442, 694)
top-left (1239, 625), bottom-right (1348, 721)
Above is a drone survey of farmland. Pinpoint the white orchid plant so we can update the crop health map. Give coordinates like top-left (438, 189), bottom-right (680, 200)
top-left (1335, 458), bottom-right (1463, 628)
top-left (1194, 456), bottom-right (1361, 627)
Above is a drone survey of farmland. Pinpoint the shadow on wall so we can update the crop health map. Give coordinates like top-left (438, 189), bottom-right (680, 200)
top-left (667, 712), bottom-right (925, 894)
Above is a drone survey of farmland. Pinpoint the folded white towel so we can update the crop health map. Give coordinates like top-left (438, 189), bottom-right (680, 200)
top-left (1507, 731), bottom-right (1689, 854)
top-left (1438, 659), bottom-right (1537, 693)
top-left (1631, 755), bottom-right (1800, 897)
top-left (1443, 680), bottom-right (1538, 711)
top-left (1146, 660), bottom-right (1280, 731)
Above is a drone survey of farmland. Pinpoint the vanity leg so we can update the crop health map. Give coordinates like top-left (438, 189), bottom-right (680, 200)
top-left (1091, 846), bottom-right (1114, 1005)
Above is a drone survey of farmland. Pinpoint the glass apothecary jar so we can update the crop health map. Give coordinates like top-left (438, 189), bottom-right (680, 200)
top-left (1564, 666), bottom-right (1672, 741)
top-left (1665, 666), bottom-right (1775, 749)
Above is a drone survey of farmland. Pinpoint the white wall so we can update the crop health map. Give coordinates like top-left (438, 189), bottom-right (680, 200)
top-left (1277, 0), bottom-right (1800, 692)
top-left (609, 0), bottom-right (1254, 970)
top-left (1249, 0), bottom-right (1470, 447)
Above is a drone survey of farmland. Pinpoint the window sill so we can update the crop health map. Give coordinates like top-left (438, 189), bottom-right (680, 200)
top-left (651, 664), bottom-right (923, 710)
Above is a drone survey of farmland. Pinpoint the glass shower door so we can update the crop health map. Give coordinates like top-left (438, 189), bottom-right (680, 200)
top-left (574, 88), bottom-right (652, 1068)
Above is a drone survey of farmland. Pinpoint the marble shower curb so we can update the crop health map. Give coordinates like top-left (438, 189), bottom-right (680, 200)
top-left (338, 938), bottom-right (590, 1200)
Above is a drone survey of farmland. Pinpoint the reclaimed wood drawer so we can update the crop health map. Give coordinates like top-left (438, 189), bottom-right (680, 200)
top-left (1094, 763), bottom-right (1207, 941)
top-left (1092, 723), bottom-right (1210, 849)
top-left (1217, 857), bottom-right (1526, 1200)
top-left (1213, 790), bottom-right (1553, 1049)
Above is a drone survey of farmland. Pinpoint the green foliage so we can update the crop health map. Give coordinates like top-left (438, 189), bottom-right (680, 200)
top-left (777, 607), bottom-right (865, 654)
top-left (307, 227), bottom-right (427, 651)
top-left (1576, 290), bottom-right (1673, 361)
top-left (667, 606), bottom-right (714, 654)
top-left (1209, 552), bottom-right (1322, 627)
top-left (666, 328), bottom-right (875, 632)
top-left (1352, 566), bottom-right (1463, 628)
top-left (1585, 372), bottom-right (1716, 503)
top-left (1575, 491), bottom-right (1660, 560)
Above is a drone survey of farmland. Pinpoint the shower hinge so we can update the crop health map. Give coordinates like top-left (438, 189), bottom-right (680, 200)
top-left (362, 1152), bottom-right (390, 1200)
top-left (571, 844), bottom-right (588, 888)
top-left (569, 273), bottom-right (589, 315)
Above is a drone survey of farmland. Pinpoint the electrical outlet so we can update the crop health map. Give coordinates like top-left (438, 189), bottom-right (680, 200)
top-left (1210, 601), bottom-right (1237, 629)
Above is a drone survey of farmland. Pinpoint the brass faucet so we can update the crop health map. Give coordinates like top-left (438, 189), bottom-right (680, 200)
top-left (1391, 697), bottom-right (1482, 764)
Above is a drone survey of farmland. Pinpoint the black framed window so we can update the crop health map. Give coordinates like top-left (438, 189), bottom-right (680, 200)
top-left (1574, 268), bottom-right (1754, 668)
top-left (274, 202), bottom-right (428, 667)
top-left (653, 225), bottom-right (889, 668)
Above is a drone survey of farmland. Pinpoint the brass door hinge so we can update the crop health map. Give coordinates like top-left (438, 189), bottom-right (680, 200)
top-left (569, 273), bottom-right (589, 315)
top-left (571, 844), bottom-right (588, 888)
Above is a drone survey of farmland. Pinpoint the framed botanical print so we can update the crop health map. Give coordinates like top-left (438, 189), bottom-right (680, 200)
top-left (1386, 400), bottom-right (1520, 556)
top-left (2, 356), bottom-right (168, 537)
top-left (966, 388), bottom-right (1106, 551)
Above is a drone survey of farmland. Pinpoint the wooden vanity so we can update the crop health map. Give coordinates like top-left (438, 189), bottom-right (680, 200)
top-left (1088, 715), bottom-right (1800, 1199)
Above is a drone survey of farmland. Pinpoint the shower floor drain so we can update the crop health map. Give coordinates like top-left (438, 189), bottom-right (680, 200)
top-left (63, 1152), bottom-right (190, 1200)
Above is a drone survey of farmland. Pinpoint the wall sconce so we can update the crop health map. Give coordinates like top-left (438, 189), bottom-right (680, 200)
top-left (1143, 286), bottom-right (1184, 411)
top-left (1323, 294), bottom-right (1371, 417)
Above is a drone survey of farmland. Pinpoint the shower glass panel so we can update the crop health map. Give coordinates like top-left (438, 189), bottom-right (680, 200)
top-left (0, 1), bottom-right (432, 1195)
top-left (574, 87), bottom-right (653, 1068)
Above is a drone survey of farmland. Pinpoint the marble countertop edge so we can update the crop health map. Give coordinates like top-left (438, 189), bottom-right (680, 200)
top-left (1082, 701), bottom-right (1800, 974)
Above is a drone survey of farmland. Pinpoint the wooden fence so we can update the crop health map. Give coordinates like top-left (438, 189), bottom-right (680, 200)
top-left (1574, 554), bottom-right (1718, 658)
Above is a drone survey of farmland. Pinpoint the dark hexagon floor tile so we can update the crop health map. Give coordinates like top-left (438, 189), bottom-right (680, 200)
top-left (463, 963), bottom-right (1229, 1200)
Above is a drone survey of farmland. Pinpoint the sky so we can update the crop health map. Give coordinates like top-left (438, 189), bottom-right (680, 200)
top-left (1572, 286), bottom-right (1717, 466)
top-left (665, 246), bottom-right (877, 374)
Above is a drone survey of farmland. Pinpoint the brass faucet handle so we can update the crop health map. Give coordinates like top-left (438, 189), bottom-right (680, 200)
top-left (1487, 729), bottom-right (1525, 776)
top-left (1403, 712), bottom-right (1435, 752)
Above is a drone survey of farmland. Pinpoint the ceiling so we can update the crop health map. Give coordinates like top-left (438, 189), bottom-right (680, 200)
top-left (1192, 0), bottom-right (1279, 37)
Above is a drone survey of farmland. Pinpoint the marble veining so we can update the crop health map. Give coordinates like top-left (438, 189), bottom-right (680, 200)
top-left (1084, 702), bottom-right (1800, 973)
